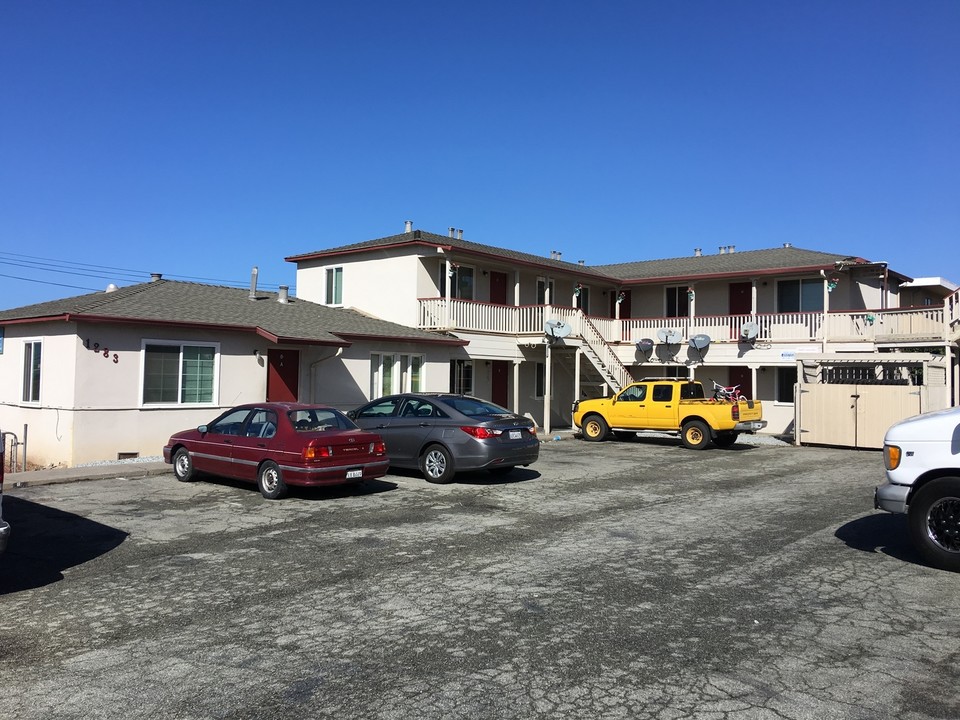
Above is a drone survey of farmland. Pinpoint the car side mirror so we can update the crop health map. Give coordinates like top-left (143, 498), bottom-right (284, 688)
top-left (197, 425), bottom-right (208, 434)
top-left (346, 410), bottom-right (357, 420)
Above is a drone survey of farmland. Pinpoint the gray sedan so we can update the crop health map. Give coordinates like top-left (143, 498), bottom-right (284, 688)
top-left (348, 394), bottom-right (540, 483)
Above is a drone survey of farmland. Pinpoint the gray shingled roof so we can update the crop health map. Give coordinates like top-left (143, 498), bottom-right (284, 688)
top-left (286, 230), bottom-right (882, 284)
top-left (593, 247), bottom-right (867, 281)
top-left (0, 280), bottom-right (463, 345)
top-left (286, 229), bottom-right (615, 280)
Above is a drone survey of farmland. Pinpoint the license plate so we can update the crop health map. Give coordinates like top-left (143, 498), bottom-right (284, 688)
top-left (509, 430), bottom-right (522, 440)
top-left (346, 469), bottom-right (363, 479)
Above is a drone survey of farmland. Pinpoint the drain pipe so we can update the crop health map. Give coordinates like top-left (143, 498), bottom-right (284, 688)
top-left (309, 348), bottom-right (344, 402)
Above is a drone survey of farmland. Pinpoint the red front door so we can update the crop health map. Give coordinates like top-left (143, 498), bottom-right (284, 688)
top-left (729, 367), bottom-right (753, 400)
top-left (267, 349), bottom-right (300, 402)
top-left (729, 282), bottom-right (752, 315)
top-left (490, 271), bottom-right (508, 305)
top-left (492, 360), bottom-right (509, 408)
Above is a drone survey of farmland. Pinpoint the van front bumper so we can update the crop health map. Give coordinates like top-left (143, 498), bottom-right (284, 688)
top-left (874, 481), bottom-right (910, 514)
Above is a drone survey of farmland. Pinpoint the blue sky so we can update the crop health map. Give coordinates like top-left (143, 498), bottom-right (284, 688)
top-left (1, 0), bottom-right (957, 308)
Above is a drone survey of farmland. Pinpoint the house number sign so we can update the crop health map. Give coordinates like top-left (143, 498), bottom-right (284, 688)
top-left (84, 339), bottom-right (119, 364)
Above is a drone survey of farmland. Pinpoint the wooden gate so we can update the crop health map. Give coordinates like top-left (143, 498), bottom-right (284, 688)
top-left (797, 383), bottom-right (921, 449)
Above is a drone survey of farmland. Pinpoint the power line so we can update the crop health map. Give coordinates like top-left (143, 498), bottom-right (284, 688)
top-left (0, 252), bottom-right (289, 291)
top-left (0, 272), bottom-right (101, 292)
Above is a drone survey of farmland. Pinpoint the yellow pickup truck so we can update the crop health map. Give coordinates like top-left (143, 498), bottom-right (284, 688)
top-left (573, 378), bottom-right (767, 449)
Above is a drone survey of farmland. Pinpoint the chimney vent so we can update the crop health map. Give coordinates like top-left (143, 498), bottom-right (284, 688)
top-left (728, 245), bottom-right (736, 253)
top-left (718, 246), bottom-right (726, 254)
top-left (278, 285), bottom-right (289, 303)
top-left (556, 251), bottom-right (562, 261)
top-left (457, 229), bottom-right (463, 239)
top-left (449, 227), bottom-right (456, 238)
top-left (694, 248), bottom-right (702, 257)
top-left (783, 242), bottom-right (792, 248)
top-left (150, 273), bottom-right (162, 282)
top-left (249, 266), bottom-right (259, 300)
top-left (405, 220), bottom-right (413, 233)
top-left (578, 260), bottom-right (585, 266)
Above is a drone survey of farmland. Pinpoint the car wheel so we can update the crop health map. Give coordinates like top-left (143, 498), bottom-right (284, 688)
top-left (681, 420), bottom-right (711, 450)
top-left (420, 444), bottom-right (455, 484)
top-left (489, 466), bottom-right (515, 476)
top-left (908, 477), bottom-right (960, 571)
top-left (714, 431), bottom-right (739, 448)
top-left (257, 460), bottom-right (288, 500)
top-left (173, 448), bottom-right (195, 482)
top-left (582, 415), bottom-right (609, 442)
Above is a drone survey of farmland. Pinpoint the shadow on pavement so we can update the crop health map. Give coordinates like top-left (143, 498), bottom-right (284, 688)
top-left (835, 512), bottom-right (923, 567)
top-left (387, 467), bottom-right (541, 485)
top-left (0, 496), bottom-right (128, 595)
top-left (185, 474), bottom-right (398, 500)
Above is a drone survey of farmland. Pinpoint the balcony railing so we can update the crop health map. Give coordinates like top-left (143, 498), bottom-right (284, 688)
top-left (419, 297), bottom-right (950, 345)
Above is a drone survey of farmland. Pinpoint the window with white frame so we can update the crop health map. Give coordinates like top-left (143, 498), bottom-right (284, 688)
top-left (439, 264), bottom-right (475, 300)
top-left (142, 341), bottom-right (218, 405)
top-left (22, 340), bottom-right (42, 402)
top-left (370, 353), bottom-right (424, 397)
top-left (325, 267), bottom-right (343, 305)
top-left (777, 278), bottom-right (823, 313)
top-left (537, 277), bottom-right (555, 304)
top-left (450, 359), bottom-right (473, 395)
top-left (665, 286), bottom-right (689, 318)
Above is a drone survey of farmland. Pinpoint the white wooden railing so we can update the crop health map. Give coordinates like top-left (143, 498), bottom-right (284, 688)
top-left (418, 298), bottom-right (949, 345)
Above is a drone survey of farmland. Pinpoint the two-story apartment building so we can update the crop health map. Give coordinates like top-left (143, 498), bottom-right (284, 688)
top-left (289, 222), bottom-right (960, 445)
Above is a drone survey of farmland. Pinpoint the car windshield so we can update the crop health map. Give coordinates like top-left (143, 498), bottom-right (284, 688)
top-left (287, 408), bottom-right (356, 432)
top-left (445, 397), bottom-right (513, 417)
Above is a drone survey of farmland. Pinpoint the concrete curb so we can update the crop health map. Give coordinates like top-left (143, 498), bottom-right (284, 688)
top-left (6, 461), bottom-right (171, 489)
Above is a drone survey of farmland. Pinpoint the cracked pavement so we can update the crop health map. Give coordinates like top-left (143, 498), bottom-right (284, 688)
top-left (1, 438), bottom-right (958, 719)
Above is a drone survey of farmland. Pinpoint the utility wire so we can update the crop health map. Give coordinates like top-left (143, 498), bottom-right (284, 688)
top-left (0, 252), bottom-right (288, 291)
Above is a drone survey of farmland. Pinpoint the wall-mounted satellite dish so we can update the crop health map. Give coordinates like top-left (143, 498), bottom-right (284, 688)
top-left (689, 333), bottom-right (711, 362)
top-left (740, 322), bottom-right (760, 344)
top-left (544, 319), bottom-right (572, 342)
top-left (657, 328), bottom-right (683, 345)
top-left (635, 337), bottom-right (655, 354)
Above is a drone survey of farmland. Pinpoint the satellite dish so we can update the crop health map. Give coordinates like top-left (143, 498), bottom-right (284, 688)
top-left (689, 334), bottom-right (711, 351)
top-left (741, 322), bottom-right (760, 342)
top-left (689, 333), bottom-right (711, 362)
top-left (544, 319), bottom-right (572, 341)
top-left (636, 337), bottom-right (655, 353)
top-left (657, 328), bottom-right (682, 344)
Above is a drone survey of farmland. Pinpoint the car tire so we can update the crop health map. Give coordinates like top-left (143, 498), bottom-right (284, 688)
top-left (681, 420), bottom-right (711, 450)
top-left (714, 431), bottom-right (739, 448)
top-left (173, 448), bottom-right (195, 482)
top-left (420, 444), bottom-right (455, 484)
top-left (908, 477), bottom-right (960, 571)
top-left (582, 415), bottom-right (609, 442)
top-left (257, 460), bottom-right (288, 500)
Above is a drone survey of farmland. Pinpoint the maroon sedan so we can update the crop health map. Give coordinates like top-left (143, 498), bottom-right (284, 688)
top-left (162, 403), bottom-right (389, 499)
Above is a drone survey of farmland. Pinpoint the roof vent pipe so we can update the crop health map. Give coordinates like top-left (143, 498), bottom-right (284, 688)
top-left (449, 227), bottom-right (455, 237)
top-left (150, 273), bottom-right (162, 282)
top-left (718, 246), bottom-right (726, 254)
top-left (249, 266), bottom-right (259, 300)
top-left (556, 251), bottom-right (562, 261)
top-left (728, 245), bottom-right (735, 253)
top-left (405, 220), bottom-right (413, 233)
top-left (457, 229), bottom-right (463, 239)
top-left (578, 260), bottom-right (585, 266)
top-left (278, 285), bottom-right (289, 303)
top-left (694, 248), bottom-right (702, 257)
top-left (783, 242), bottom-right (792, 248)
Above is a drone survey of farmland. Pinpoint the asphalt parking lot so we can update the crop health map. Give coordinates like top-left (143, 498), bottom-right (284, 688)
top-left (1, 436), bottom-right (958, 720)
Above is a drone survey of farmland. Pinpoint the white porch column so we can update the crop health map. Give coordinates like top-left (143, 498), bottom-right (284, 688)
top-left (513, 360), bottom-right (521, 413)
top-left (574, 347), bottom-right (582, 404)
top-left (751, 280), bottom-right (758, 314)
top-left (445, 258), bottom-right (452, 329)
top-left (543, 342), bottom-right (552, 435)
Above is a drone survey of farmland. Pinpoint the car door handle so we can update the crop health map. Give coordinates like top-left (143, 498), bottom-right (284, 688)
top-left (419, 422), bottom-right (430, 427)
top-left (257, 443), bottom-right (266, 448)
top-left (376, 424), bottom-right (387, 429)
